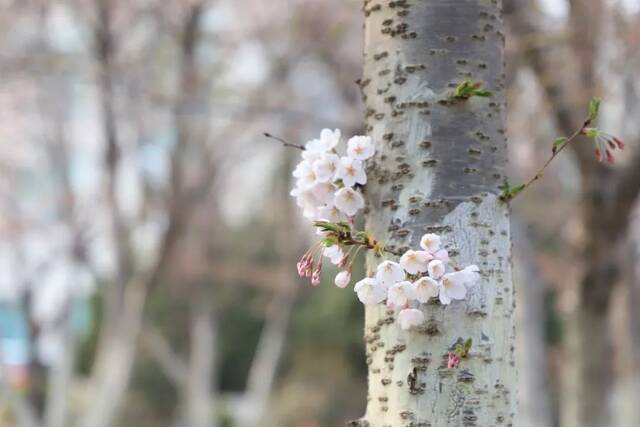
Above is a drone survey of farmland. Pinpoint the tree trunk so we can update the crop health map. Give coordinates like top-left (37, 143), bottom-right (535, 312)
top-left (561, 170), bottom-right (619, 427)
top-left (612, 226), bottom-right (640, 427)
top-left (43, 311), bottom-right (75, 427)
top-left (359, 1), bottom-right (516, 425)
top-left (183, 290), bottom-right (217, 427)
top-left (78, 282), bottom-right (146, 427)
top-left (512, 222), bottom-right (553, 427)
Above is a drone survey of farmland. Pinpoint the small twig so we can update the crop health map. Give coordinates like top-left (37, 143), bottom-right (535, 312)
top-left (504, 118), bottom-right (589, 202)
top-left (341, 236), bottom-right (403, 257)
top-left (263, 132), bottom-right (305, 150)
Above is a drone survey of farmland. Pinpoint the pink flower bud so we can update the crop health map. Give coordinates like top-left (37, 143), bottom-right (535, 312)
top-left (606, 150), bottom-right (614, 164)
top-left (296, 262), bottom-right (305, 277)
top-left (447, 352), bottom-right (461, 369)
top-left (615, 138), bottom-right (625, 150)
top-left (311, 260), bottom-right (323, 287)
top-left (334, 270), bottom-right (351, 288)
top-left (595, 148), bottom-right (602, 162)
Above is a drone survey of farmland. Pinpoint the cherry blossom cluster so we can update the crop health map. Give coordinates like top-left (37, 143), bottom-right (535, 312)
top-left (353, 233), bottom-right (479, 330)
top-left (290, 129), bottom-right (374, 221)
top-left (291, 129), bottom-right (479, 332)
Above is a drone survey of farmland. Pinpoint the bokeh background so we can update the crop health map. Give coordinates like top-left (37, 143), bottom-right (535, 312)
top-left (1, 0), bottom-right (640, 426)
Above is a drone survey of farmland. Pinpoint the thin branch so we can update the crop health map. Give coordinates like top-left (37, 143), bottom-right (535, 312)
top-left (504, 121), bottom-right (588, 202)
top-left (263, 132), bottom-right (305, 150)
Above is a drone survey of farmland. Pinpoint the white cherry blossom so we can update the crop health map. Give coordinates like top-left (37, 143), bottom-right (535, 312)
top-left (323, 245), bottom-right (344, 265)
top-left (310, 181), bottom-right (337, 205)
top-left (319, 128), bottom-right (341, 151)
top-left (316, 205), bottom-right (344, 223)
top-left (347, 135), bottom-right (375, 160)
top-left (399, 250), bottom-right (432, 275)
top-left (420, 233), bottom-right (441, 252)
top-left (301, 147), bottom-right (323, 163)
top-left (335, 270), bottom-right (351, 288)
top-left (336, 157), bottom-right (366, 187)
top-left (334, 187), bottom-right (365, 217)
top-left (375, 260), bottom-right (405, 286)
top-left (312, 153), bottom-right (339, 182)
top-left (398, 308), bottom-right (424, 330)
top-left (354, 277), bottom-right (386, 305)
top-left (439, 265), bottom-right (480, 305)
top-left (304, 128), bottom-right (341, 153)
top-left (427, 259), bottom-right (446, 279)
top-left (387, 281), bottom-right (415, 308)
top-left (432, 248), bottom-right (449, 263)
top-left (293, 189), bottom-right (321, 219)
top-left (412, 276), bottom-right (439, 303)
top-left (292, 160), bottom-right (317, 189)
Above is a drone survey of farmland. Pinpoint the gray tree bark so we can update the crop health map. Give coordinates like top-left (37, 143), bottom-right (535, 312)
top-left (359, 1), bottom-right (516, 425)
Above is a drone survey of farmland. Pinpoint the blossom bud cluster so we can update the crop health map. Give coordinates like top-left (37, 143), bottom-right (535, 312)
top-left (582, 127), bottom-right (625, 164)
top-left (290, 129), bottom-right (375, 221)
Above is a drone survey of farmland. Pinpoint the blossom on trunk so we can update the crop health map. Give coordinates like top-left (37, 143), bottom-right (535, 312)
top-left (375, 260), bottom-right (405, 287)
top-left (420, 233), bottom-right (441, 252)
top-left (347, 135), bottom-right (375, 160)
top-left (399, 250), bottom-right (431, 274)
top-left (398, 308), bottom-right (424, 330)
top-left (412, 276), bottom-right (439, 303)
top-left (438, 265), bottom-right (480, 305)
top-left (387, 281), bottom-right (415, 308)
top-left (354, 277), bottom-right (386, 305)
top-left (427, 259), bottom-right (446, 279)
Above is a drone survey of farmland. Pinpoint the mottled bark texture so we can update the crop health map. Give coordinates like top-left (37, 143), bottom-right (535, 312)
top-left (359, 1), bottom-right (516, 426)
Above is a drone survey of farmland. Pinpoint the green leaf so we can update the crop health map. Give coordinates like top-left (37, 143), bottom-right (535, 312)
top-left (320, 237), bottom-right (337, 247)
top-left (588, 97), bottom-right (601, 122)
top-left (499, 178), bottom-right (525, 202)
top-left (553, 137), bottom-right (567, 148)
top-left (336, 221), bottom-right (351, 230)
top-left (463, 338), bottom-right (473, 352)
top-left (509, 184), bottom-right (525, 198)
top-left (354, 231), bottom-right (369, 241)
top-left (453, 80), bottom-right (494, 100)
top-left (313, 221), bottom-right (339, 233)
top-left (499, 178), bottom-right (511, 200)
top-left (583, 127), bottom-right (600, 138)
top-left (454, 344), bottom-right (464, 357)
